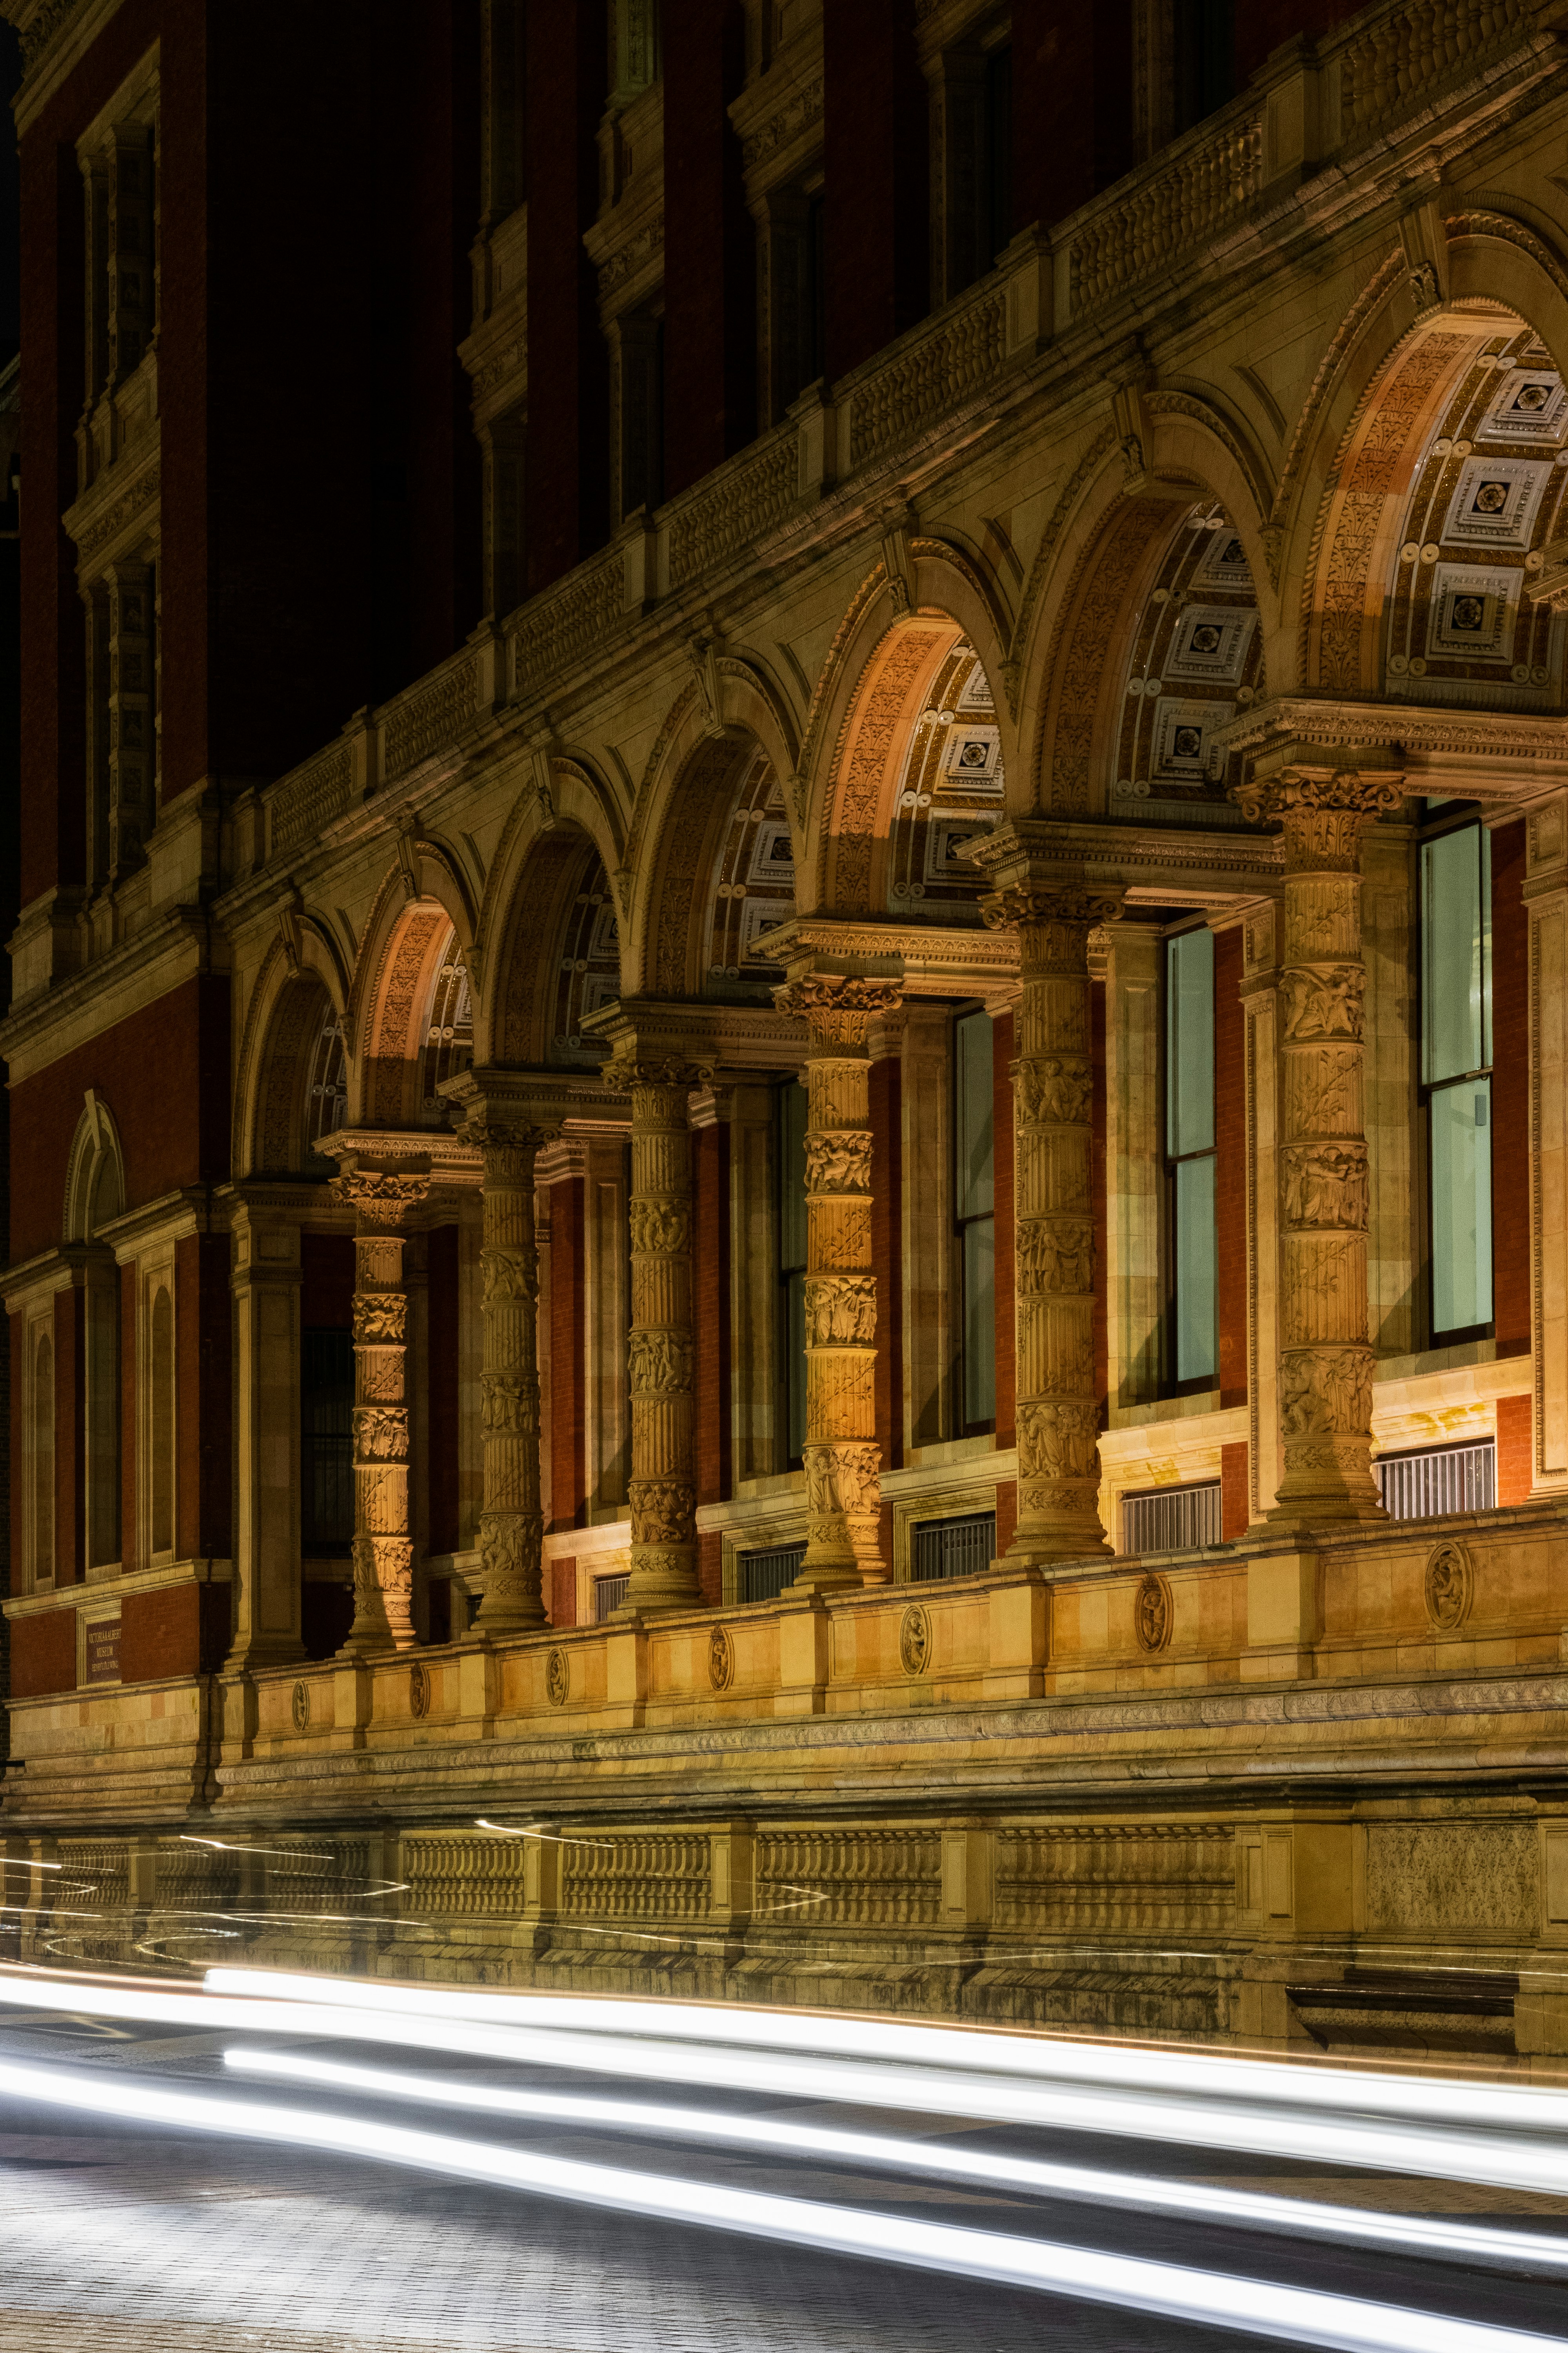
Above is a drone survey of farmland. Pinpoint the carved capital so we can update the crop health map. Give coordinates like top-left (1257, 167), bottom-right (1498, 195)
top-left (332, 1171), bottom-right (430, 1225)
top-left (981, 884), bottom-right (1122, 968)
top-left (1232, 765), bottom-right (1404, 872)
top-left (773, 974), bottom-right (903, 1046)
top-left (607, 1056), bottom-right (710, 1097)
top-left (456, 1115), bottom-right (551, 1175)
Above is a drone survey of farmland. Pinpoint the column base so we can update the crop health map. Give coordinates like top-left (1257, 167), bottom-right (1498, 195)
top-left (618, 1544), bottom-right (703, 1617)
top-left (1003, 1535), bottom-right (1113, 1573)
top-left (474, 1599), bottom-right (549, 1636)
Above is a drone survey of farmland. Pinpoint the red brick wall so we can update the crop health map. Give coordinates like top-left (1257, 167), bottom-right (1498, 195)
top-left (1215, 927), bottom-right (1247, 1408)
top-left (823, 0), bottom-right (928, 379)
top-left (525, 0), bottom-right (609, 592)
top-left (10, 976), bottom-right (231, 1263)
top-left (551, 1558), bottom-right (578, 1628)
top-left (426, 1223), bottom-right (460, 1557)
top-left (871, 1056), bottom-right (903, 1481)
top-left (1492, 820), bottom-right (1530, 1354)
top-left (1012, 2), bottom-right (1132, 233)
top-left (662, 0), bottom-right (754, 498)
top-left (7, 1310), bottom-right (23, 1601)
top-left (549, 1177), bottom-right (587, 1532)
top-left (1496, 1392), bottom-right (1532, 1506)
top-left (10, 1606), bottom-right (77, 1699)
top-left (993, 1011), bottom-right (1016, 1448)
top-left (1221, 1440), bottom-right (1250, 1540)
top-left (121, 1582), bottom-right (198, 1682)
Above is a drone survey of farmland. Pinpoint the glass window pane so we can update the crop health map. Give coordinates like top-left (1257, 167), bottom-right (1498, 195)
top-left (1431, 1077), bottom-right (1493, 1334)
top-left (962, 1216), bottom-right (996, 1429)
top-left (955, 1011), bottom-right (994, 1220)
top-left (1174, 1154), bottom-right (1217, 1383)
top-left (1166, 928), bottom-right (1214, 1157)
top-left (787, 1268), bottom-right (808, 1462)
top-left (779, 1080), bottom-right (808, 1271)
top-left (1423, 826), bottom-right (1486, 1084)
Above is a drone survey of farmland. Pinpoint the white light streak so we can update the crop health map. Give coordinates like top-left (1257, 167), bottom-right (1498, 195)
top-left (223, 2046), bottom-right (1568, 2278)
top-left (205, 1968), bottom-right (1568, 2137)
top-left (0, 2054), bottom-right (1560, 2353)
top-left (4, 1967), bottom-right (1566, 2198)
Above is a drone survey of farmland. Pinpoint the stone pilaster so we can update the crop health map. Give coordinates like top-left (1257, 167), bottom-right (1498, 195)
top-left (1233, 762), bottom-right (1403, 1526)
top-left (772, 976), bottom-right (901, 1591)
top-left (981, 881), bottom-right (1121, 1564)
top-left (454, 1116), bottom-right (551, 1634)
top-left (332, 1168), bottom-right (430, 1653)
top-left (612, 1057), bottom-right (705, 1615)
top-left (226, 1197), bottom-right (305, 1669)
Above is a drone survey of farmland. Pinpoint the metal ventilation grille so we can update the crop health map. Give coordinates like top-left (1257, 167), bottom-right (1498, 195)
top-left (1377, 1438), bottom-right (1495, 1520)
top-left (739, 1543), bottom-right (805, 1602)
top-left (592, 1573), bottom-right (630, 1621)
top-left (911, 1511), bottom-right (997, 1582)
top-left (1123, 1481), bottom-right (1221, 1555)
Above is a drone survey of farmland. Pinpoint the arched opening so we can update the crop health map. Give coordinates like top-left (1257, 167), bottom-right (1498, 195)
top-left (64, 1100), bottom-right (125, 1572)
top-left (820, 617), bottom-right (964, 913)
top-left (415, 931), bottom-right (474, 1120)
top-left (252, 971), bottom-right (347, 1176)
top-left (701, 742), bottom-right (794, 992)
top-left (32, 1330), bottom-right (54, 1587)
top-left (883, 638), bottom-right (1006, 923)
top-left (490, 832), bottom-right (620, 1065)
top-left (1109, 500), bottom-right (1264, 821)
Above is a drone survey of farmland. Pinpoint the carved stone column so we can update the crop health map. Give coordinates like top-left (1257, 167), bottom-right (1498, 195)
top-left (332, 1168), bottom-right (430, 1653)
top-left (773, 976), bottom-right (901, 1591)
top-left (981, 881), bottom-right (1121, 1564)
top-left (612, 1057), bottom-right (705, 1615)
top-left (1234, 762), bottom-right (1403, 1526)
top-left (454, 1115), bottom-right (551, 1634)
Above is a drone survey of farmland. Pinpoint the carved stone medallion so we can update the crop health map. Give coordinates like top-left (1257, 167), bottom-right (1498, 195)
top-left (1424, 1540), bottom-right (1473, 1632)
top-left (545, 1647), bottom-right (570, 1707)
top-left (1135, 1572), bottom-right (1172, 1653)
top-left (410, 1661), bottom-right (431, 1719)
top-left (291, 1680), bottom-right (310, 1732)
top-left (708, 1623), bottom-right (734, 1693)
top-left (899, 1602), bottom-right (931, 1678)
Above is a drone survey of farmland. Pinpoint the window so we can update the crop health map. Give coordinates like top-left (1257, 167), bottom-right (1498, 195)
top-left (33, 1331), bottom-right (55, 1587)
top-left (149, 1282), bottom-right (174, 1557)
top-left (1378, 1439), bottom-right (1494, 1520)
top-left (594, 1572), bottom-right (631, 1622)
top-left (301, 1328), bottom-right (354, 1556)
top-left (778, 1078), bottom-right (809, 1467)
top-left (912, 1511), bottom-right (996, 1581)
top-left (739, 1542), bottom-right (805, 1603)
top-left (1423, 822), bottom-right (1493, 1339)
top-left (1124, 1481), bottom-right (1220, 1553)
top-left (1166, 927), bottom-right (1217, 1385)
top-left (954, 1008), bottom-right (995, 1433)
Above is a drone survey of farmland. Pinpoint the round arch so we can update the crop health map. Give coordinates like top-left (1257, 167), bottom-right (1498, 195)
top-left (234, 922), bottom-right (351, 1178)
top-left (488, 823), bottom-right (621, 1066)
top-left (472, 752), bottom-right (625, 1060)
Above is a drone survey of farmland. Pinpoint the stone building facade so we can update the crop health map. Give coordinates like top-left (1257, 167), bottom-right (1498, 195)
top-left (5, 0), bottom-right (1568, 2061)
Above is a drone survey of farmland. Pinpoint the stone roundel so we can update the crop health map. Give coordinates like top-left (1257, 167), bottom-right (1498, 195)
top-left (410, 1661), bottom-right (431, 1720)
top-left (1424, 1539), bottom-right (1473, 1633)
top-left (899, 1602), bottom-right (931, 1678)
top-left (291, 1680), bottom-right (311, 1732)
top-left (1135, 1571), bottom-right (1172, 1653)
top-left (545, 1647), bottom-right (570, 1708)
top-left (708, 1623), bottom-right (734, 1693)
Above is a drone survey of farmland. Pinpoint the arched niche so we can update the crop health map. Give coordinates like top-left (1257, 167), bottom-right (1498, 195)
top-left (63, 1096), bottom-right (125, 1242)
top-left (1308, 313), bottom-right (1568, 708)
top-left (642, 729), bottom-right (789, 998)
top-left (1107, 501), bottom-right (1265, 824)
top-left (251, 971), bottom-right (349, 1176)
top-left (490, 829), bottom-right (621, 1066)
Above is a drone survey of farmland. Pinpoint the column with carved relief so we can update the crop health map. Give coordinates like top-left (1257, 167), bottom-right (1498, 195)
top-left (774, 977), bottom-right (901, 1590)
top-left (455, 1116), bottom-right (551, 1633)
top-left (332, 1170), bottom-right (430, 1653)
top-left (1234, 763), bottom-right (1403, 1526)
top-left (614, 1059), bottom-right (704, 1615)
top-left (981, 883), bottom-right (1120, 1564)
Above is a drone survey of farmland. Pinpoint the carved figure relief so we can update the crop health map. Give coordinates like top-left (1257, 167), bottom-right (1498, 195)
top-left (709, 1624), bottom-right (734, 1693)
top-left (352, 1406), bottom-right (409, 1462)
top-left (1135, 1573), bottom-right (1172, 1653)
top-left (630, 1479), bottom-right (696, 1546)
top-left (352, 1296), bottom-right (407, 1345)
top-left (410, 1661), bottom-right (431, 1720)
top-left (628, 1331), bottom-right (695, 1393)
top-left (481, 1375), bottom-right (539, 1438)
top-left (1283, 1143), bottom-right (1369, 1230)
top-left (1280, 965), bottom-right (1366, 1042)
top-left (804, 1131), bottom-right (874, 1193)
top-left (803, 1442), bottom-right (881, 1518)
top-left (1017, 1220), bottom-right (1095, 1293)
top-left (804, 1274), bottom-right (878, 1347)
top-left (291, 1681), bottom-right (310, 1732)
top-left (1014, 1056), bottom-right (1094, 1126)
top-left (481, 1248), bottom-right (539, 1308)
top-left (630, 1201), bottom-right (690, 1255)
top-left (1424, 1540), bottom-right (1474, 1632)
top-left (545, 1648), bottom-right (570, 1707)
top-left (1279, 1347), bottom-right (1373, 1437)
top-left (899, 1603), bottom-right (931, 1678)
top-left (1019, 1399), bottom-right (1100, 1480)
top-left (481, 1508), bottom-right (543, 1581)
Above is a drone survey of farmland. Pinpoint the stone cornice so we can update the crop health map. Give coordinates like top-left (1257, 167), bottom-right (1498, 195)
top-left (766, 915), bottom-right (1021, 998)
top-left (5, 0), bottom-right (125, 132)
top-left (1216, 695), bottom-right (1568, 792)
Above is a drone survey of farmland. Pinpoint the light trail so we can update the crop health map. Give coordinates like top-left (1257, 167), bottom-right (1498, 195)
top-left (0, 2053), bottom-right (1561, 2353)
top-left (223, 2046), bottom-right (1568, 2278)
top-left (4, 1966), bottom-right (1567, 2196)
top-left (205, 1968), bottom-right (1568, 2137)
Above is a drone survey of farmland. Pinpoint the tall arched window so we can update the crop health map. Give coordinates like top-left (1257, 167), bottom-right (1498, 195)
top-left (64, 1097), bottom-right (125, 1572)
top-left (150, 1283), bottom-right (174, 1558)
top-left (33, 1330), bottom-right (55, 1587)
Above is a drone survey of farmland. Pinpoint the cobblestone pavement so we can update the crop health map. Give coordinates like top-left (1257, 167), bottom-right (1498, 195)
top-left (2, 2015), bottom-right (1567, 2351)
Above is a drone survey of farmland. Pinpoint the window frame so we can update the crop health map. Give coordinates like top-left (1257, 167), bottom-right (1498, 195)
top-left (776, 1075), bottom-right (809, 1472)
top-left (1163, 924), bottom-right (1219, 1395)
top-left (1418, 809), bottom-right (1495, 1348)
top-left (952, 1003), bottom-right (996, 1438)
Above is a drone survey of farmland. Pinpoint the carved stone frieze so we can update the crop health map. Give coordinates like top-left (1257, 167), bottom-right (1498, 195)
top-left (1283, 1143), bottom-right (1369, 1231)
top-left (1279, 966), bottom-right (1366, 1042)
top-left (803, 1131), bottom-right (874, 1194)
top-left (803, 1274), bottom-right (878, 1347)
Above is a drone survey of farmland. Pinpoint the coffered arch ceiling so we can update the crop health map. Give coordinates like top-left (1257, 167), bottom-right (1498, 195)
top-left (490, 829), bottom-right (620, 1067)
top-left (882, 639), bottom-right (1006, 925)
top-left (1109, 503), bottom-right (1265, 825)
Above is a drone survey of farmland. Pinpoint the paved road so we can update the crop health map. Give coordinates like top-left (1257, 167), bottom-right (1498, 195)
top-left (2, 2004), bottom-right (1567, 2352)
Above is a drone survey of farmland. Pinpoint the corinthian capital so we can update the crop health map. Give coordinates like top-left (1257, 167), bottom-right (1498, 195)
top-left (454, 1114), bottom-right (550, 1175)
top-left (1232, 764), bottom-right (1404, 873)
top-left (331, 1171), bottom-right (430, 1225)
top-left (980, 882), bottom-right (1123, 969)
top-left (772, 974), bottom-right (903, 1045)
